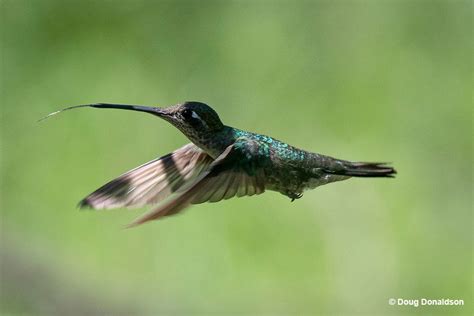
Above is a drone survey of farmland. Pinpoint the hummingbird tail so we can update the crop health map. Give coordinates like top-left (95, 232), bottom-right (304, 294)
top-left (338, 161), bottom-right (397, 178)
top-left (324, 159), bottom-right (397, 178)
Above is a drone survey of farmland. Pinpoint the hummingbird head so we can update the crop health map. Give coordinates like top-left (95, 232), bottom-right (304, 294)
top-left (158, 101), bottom-right (225, 137)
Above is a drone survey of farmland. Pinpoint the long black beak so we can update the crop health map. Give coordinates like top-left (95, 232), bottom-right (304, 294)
top-left (38, 103), bottom-right (167, 122)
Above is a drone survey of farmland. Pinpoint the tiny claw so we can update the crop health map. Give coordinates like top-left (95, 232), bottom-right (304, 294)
top-left (289, 192), bottom-right (303, 202)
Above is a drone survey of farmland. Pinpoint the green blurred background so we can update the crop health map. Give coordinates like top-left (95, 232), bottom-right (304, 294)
top-left (1, 0), bottom-right (472, 315)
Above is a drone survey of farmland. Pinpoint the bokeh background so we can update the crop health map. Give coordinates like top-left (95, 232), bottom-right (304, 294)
top-left (1, 0), bottom-right (472, 315)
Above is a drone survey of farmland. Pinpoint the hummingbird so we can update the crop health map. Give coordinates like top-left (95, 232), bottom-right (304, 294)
top-left (41, 101), bottom-right (396, 227)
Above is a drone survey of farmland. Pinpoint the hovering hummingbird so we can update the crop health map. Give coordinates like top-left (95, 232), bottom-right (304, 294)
top-left (41, 102), bottom-right (396, 227)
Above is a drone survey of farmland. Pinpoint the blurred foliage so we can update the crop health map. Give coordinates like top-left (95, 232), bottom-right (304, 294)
top-left (1, 0), bottom-right (472, 315)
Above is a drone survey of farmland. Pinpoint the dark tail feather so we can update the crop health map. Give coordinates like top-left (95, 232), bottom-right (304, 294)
top-left (327, 162), bottom-right (397, 178)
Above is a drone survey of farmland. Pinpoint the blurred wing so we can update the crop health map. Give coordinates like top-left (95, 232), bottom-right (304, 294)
top-left (79, 143), bottom-right (213, 209)
top-left (127, 139), bottom-right (268, 227)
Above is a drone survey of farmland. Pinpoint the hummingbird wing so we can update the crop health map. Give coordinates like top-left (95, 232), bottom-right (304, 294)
top-left (127, 138), bottom-right (268, 227)
top-left (79, 143), bottom-right (213, 209)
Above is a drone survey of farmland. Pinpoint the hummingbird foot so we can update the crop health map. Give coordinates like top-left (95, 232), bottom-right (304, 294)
top-left (289, 192), bottom-right (303, 202)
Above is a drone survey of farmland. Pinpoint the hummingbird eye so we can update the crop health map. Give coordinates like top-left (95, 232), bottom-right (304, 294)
top-left (181, 109), bottom-right (193, 119)
top-left (181, 108), bottom-right (208, 128)
top-left (182, 109), bottom-right (202, 121)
